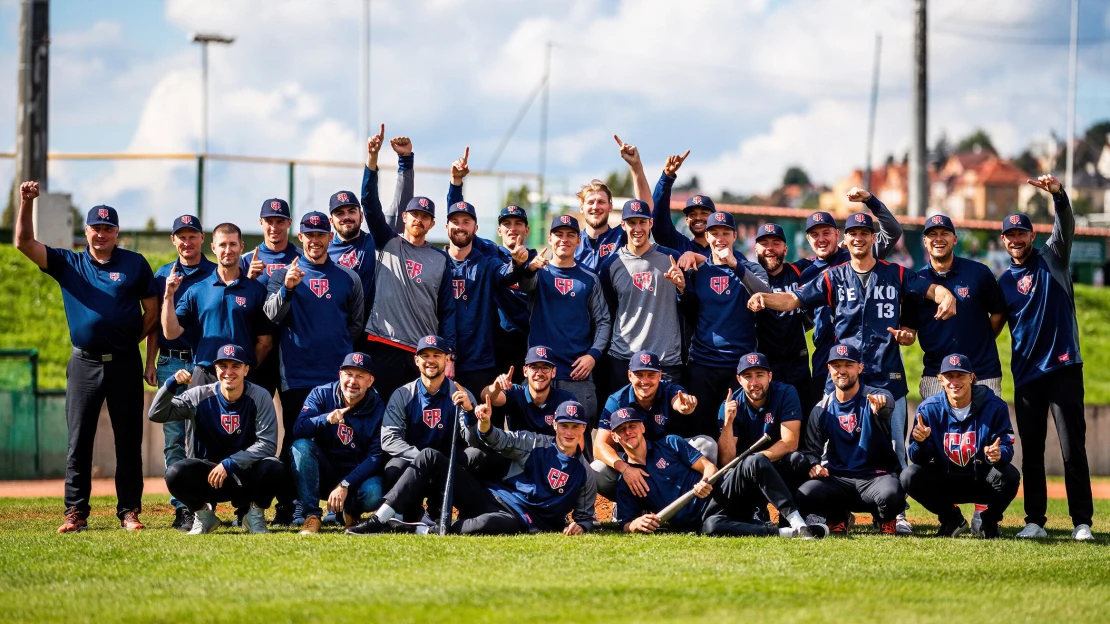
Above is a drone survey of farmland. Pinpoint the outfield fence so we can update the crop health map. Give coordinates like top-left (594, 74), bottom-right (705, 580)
top-left (0, 350), bottom-right (67, 479)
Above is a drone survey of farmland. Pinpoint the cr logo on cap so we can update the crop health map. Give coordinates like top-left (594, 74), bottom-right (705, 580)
top-left (714, 213), bottom-right (726, 222)
top-left (813, 213), bottom-right (823, 222)
top-left (949, 355), bottom-right (961, 366)
top-left (456, 202), bottom-right (466, 209)
top-left (222, 345), bottom-right (235, 356)
top-left (764, 224), bottom-right (774, 232)
top-left (419, 198), bottom-right (429, 208)
top-left (337, 192), bottom-right (349, 202)
top-left (98, 208), bottom-right (109, 219)
top-left (931, 215), bottom-right (942, 224)
top-left (535, 347), bottom-right (547, 358)
top-left (560, 215), bottom-right (570, 224)
top-left (352, 353), bottom-right (364, 365)
top-left (691, 196), bottom-right (703, 205)
top-left (1009, 215), bottom-right (1020, 224)
top-left (309, 215), bottom-right (320, 225)
top-left (425, 336), bottom-right (436, 345)
top-left (182, 215), bottom-right (192, 224)
top-left (854, 214), bottom-right (866, 222)
top-left (836, 345), bottom-right (848, 356)
top-left (270, 200), bottom-right (282, 212)
top-left (566, 404), bottom-right (577, 416)
top-left (639, 353), bottom-right (652, 365)
top-left (747, 354), bottom-right (759, 364)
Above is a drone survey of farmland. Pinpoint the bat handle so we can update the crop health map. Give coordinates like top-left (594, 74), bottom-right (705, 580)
top-left (438, 404), bottom-right (463, 536)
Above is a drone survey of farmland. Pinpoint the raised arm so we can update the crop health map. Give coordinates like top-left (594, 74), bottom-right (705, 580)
top-left (361, 127), bottom-right (399, 247)
top-left (846, 187), bottom-right (903, 259)
top-left (14, 181), bottom-right (48, 268)
top-left (1031, 175), bottom-right (1074, 266)
top-left (447, 146), bottom-right (469, 207)
top-left (148, 373), bottom-right (202, 423)
top-left (162, 268), bottom-right (187, 341)
top-left (387, 136), bottom-right (415, 234)
top-left (649, 151), bottom-right (691, 250)
top-left (615, 135), bottom-right (653, 206)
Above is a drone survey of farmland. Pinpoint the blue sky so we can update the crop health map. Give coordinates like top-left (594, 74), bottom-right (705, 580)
top-left (1, 0), bottom-right (1108, 232)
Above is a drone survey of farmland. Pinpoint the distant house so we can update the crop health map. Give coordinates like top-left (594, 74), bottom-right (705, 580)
top-left (819, 163), bottom-right (912, 217)
top-left (934, 149), bottom-right (1029, 221)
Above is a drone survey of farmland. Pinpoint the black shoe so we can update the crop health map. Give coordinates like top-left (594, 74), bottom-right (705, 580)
top-left (172, 507), bottom-right (195, 532)
top-left (346, 515), bottom-right (388, 535)
top-left (271, 504), bottom-right (295, 527)
top-left (980, 522), bottom-right (1001, 539)
top-left (387, 518), bottom-right (438, 534)
top-left (936, 516), bottom-right (970, 538)
top-left (797, 523), bottom-right (829, 540)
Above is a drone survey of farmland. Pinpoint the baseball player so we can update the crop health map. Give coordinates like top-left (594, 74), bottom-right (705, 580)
top-left (481, 346), bottom-right (580, 435)
top-left (591, 351), bottom-right (709, 501)
top-left (15, 182), bottom-right (157, 533)
top-left (518, 214), bottom-right (611, 425)
top-left (793, 345), bottom-right (903, 535)
top-left (574, 136), bottom-right (649, 272)
top-left (360, 134), bottom-right (456, 401)
top-left (290, 352), bottom-right (386, 534)
top-left (148, 214), bottom-right (216, 530)
top-left (148, 344), bottom-right (283, 535)
top-left (902, 354), bottom-right (1019, 539)
top-left (348, 399), bottom-right (597, 536)
top-left (999, 175), bottom-right (1093, 541)
top-left (329, 126), bottom-right (414, 330)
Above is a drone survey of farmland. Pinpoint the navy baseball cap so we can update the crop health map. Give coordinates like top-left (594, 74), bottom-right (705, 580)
top-left (1002, 213), bottom-right (1033, 233)
top-left (737, 352), bottom-right (771, 374)
top-left (684, 195), bottom-right (716, 213)
top-left (416, 335), bottom-right (449, 355)
top-left (525, 345), bottom-right (556, 367)
top-left (629, 350), bottom-right (662, 372)
top-left (828, 344), bottom-right (861, 364)
top-left (260, 198), bottom-right (291, 219)
top-left (341, 352), bottom-right (374, 374)
top-left (554, 400), bottom-right (589, 425)
top-left (214, 344), bottom-right (250, 364)
top-left (498, 205), bottom-right (529, 224)
top-left (844, 212), bottom-right (876, 232)
top-left (923, 214), bottom-right (955, 234)
top-left (805, 211), bottom-right (837, 231)
top-left (755, 222), bottom-right (786, 241)
top-left (405, 196), bottom-right (435, 217)
top-left (939, 353), bottom-right (974, 375)
top-left (446, 201), bottom-right (476, 219)
top-left (705, 211), bottom-right (736, 231)
top-left (550, 214), bottom-right (580, 233)
top-left (86, 205), bottom-right (119, 228)
top-left (608, 407), bottom-right (644, 431)
top-left (171, 214), bottom-right (202, 235)
top-left (299, 211), bottom-right (331, 234)
top-left (328, 190), bottom-right (359, 213)
top-left (621, 199), bottom-right (651, 221)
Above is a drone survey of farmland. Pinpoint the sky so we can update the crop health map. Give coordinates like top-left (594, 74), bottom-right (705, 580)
top-left (1, 0), bottom-right (1109, 232)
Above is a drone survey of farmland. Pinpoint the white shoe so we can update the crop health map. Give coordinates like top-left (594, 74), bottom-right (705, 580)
top-left (1072, 524), bottom-right (1094, 541)
top-left (243, 503), bottom-right (270, 534)
top-left (895, 513), bottom-right (913, 535)
top-left (188, 504), bottom-right (220, 535)
top-left (1016, 522), bottom-right (1048, 539)
top-left (970, 505), bottom-right (985, 535)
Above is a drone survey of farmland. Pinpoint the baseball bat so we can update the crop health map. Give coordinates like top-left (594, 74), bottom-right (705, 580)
top-left (438, 402), bottom-right (463, 536)
top-left (655, 433), bottom-right (772, 523)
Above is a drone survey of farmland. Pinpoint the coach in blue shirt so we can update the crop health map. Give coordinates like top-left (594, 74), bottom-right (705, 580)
top-left (15, 181), bottom-right (157, 533)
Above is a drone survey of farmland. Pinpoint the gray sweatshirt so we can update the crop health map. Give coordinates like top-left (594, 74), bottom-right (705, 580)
top-left (598, 244), bottom-right (684, 366)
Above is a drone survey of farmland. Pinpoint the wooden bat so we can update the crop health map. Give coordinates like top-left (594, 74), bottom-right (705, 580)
top-left (656, 433), bottom-right (772, 523)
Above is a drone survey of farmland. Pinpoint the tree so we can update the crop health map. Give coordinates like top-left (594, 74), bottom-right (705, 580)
top-left (674, 175), bottom-right (700, 192)
top-left (503, 184), bottom-right (532, 210)
top-left (603, 170), bottom-right (633, 197)
top-left (1084, 120), bottom-right (1110, 150)
top-left (782, 166), bottom-right (810, 187)
top-left (932, 132), bottom-right (951, 167)
top-left (144, 217), bottom-right (157, 232)
top-left (1026, 193), bottom-right (1050, 220)
top-left (1013, 149), bottom-right (1040, 177)
top-left (956, 129), bottom-right (996, 154)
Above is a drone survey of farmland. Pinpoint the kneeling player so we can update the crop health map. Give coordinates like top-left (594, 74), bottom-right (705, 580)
top-left (901, 354), bottom-right (1019, 539)
top-left (348, 399), bottom-right (597, 535)
top-left (794, 345), bottom-right (905, 535)
top-left (148, 344), bottom-right (282, 534)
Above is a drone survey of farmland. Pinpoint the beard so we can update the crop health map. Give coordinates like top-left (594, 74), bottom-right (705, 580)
top-left (833, 374), bottom-right (858, 391)
top-left (757, 251), bottom-right (784, 273)
top-left (449, 230), bottom-right (473, 248)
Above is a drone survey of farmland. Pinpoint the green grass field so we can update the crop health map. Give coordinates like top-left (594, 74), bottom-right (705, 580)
top-left (0, 495), bottom-right (1107, 623)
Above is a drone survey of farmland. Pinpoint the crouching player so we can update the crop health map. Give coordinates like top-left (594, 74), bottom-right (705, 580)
top-left (610, 410), bottom-right (824, 538)
top-left (348, 399), bottom-right (597, 535)
top-left (901, 354), bottom-right (1019, 538)
top-left (291, 352), bottom-right (386, 534)
top-left (148, 344), bottom-right (282, 534)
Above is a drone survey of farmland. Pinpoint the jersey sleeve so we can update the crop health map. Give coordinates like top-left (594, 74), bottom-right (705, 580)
top-left (664, 434), bottom-right (703, 468)
top-left (292, 386), bottom-right (331, 439)
top-left (865, 195), bottom-right (903, 260)
top-left (796, 269), bottom-right (834, 310)
top-left (361, 165), bottom-right (398, 247)
top-left (587, 273), bottom-right (612, 361)
top-left (1044, 191), bottom-right (1075, 267)
top-left (777, 385), bottom-right (803, 423)
top-left (899, 265), bottom-right (933, 302)
top-left (597, 393), bottom-right (619, 431)
top-left (650, 172), bottom-right (683, 249)
top-left (436, 259), bottom-right (458, 353)
top-left (174, 288), bottom-right (197, 329)
top-left (40, 246), bottom-right (74, 281)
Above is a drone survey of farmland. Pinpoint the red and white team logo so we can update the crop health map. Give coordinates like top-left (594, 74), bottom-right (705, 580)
top-left (747, 354), bottom-right (760, 365)
top-left (337, 192), bottom-right (349, 203)
top-left (654, 413), bottom-right (665, 425)
top-left (655, 457), bottom-right (668, 469)
top-left (559, 215), bottom-right (571, 225)
top-left (836, 345), bottom-right (848, 357)
top-left (1059, 353), bottom-right (1070, 363)
top-left (763, 224), bottom-right (775, 233)
top-left (425, 336), bottom-right (436, 345)
top-left (181, 215), bottom-right (192, 224)
top-left (547, 468), bottom-right (569, 489)
top-left (565, 404), bottom-right (577, 417)
top-left (713, 213), bottom-right (726, 223)
top-left (812, 213), bottom-right (823, 222)
top-left (631, 272), bottom-right (653, 292)
top-left (266, 264), bottom-right (285, 276)
top-left (270, 201), bottom-right (283, 213)
top-left (599, 243), bottom-right (616, 257)
top-left (98, 208), bottom-right (109, 219)
top-left (109, 272), bottom-right (120, 281)
top-left (455, 202), bottom-right (467, 211)
top-left (309, 278), bottom-right (329, 298)
top-left (691, 196), bottom-right (703, 205)
top-left (453, 279), bottom-right (465, 299)
top-left (308, 215), bottom-right (321, 226)
top-left (943, 431), bottom-right (977, 466)
top-left (838, 413), bottom-right (857, 433)
top-left (554, 278), bottom-right (574, 295)
top-left (949, 355), bottom-right (961, 366)
top-left (222, 345), bottom-right (236, 356)
top-left (1017, 275), bottom-right (1033, 295)
top-left (235, 296), bottom-right (246, 306)
top-left (854, 214), bottom-right (866, 223)
top-left (639, 353), bottom-right (652, 365)
top-left (957, 287), bottom-right (969, 297)
top-left (544, 414), bottom-right (554, 425)
top-left (422, 409), bottom-right (442, 428)
top-left (419, 198), bottom-right (430, 209)
top-left (1009, 215), bottom-right (1021, 225)
top-left (931, 215), bottom-right (943, 225)
top-left (352, 353), bottom-right (364, 365)
top-left (535, 347), bottom-right (547, 358)
top-left (337, 424), bottom-right (353, 445)
top-left (765, 413), bottom-right (774, 424)
top-left (337, 250), bottom-right (360, 268)
top-left (406, 260), bottom-right (423, 280)
top-left (221, 413), bottom-right (240, 435)
top-left (710, 276), bottom-right (729, 295)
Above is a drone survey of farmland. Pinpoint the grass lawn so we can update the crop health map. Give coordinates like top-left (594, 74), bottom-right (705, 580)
top-left (1, 495), bottom-right (1108, 623)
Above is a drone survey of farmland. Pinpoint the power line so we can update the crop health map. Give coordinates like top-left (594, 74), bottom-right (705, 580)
top-left (933, 27), bottom-right (1110, 46)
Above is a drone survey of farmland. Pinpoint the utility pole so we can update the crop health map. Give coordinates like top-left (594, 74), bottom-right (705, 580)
top-left (16, 0), bottom-right (50, 193)
top-left (537, 41), bottom-right (551, 228)
top-left (360, 0), bottom-right (371, 140)
top-left (908, 0), bottom-right (928, 217)
top-left (1065, 0), bottom-right (1079, 193)
top-left (864, 34), bottom-right (882, 191)
top-left (191, 32), bottom-right (235, 223)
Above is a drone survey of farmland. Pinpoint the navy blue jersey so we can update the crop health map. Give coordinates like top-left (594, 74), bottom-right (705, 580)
top-left (41, 246), bottom-right (157, 353)
top-left (575, 225), bottom-right (625, 273)
top-left (797, 260), bottom-right (930, 398)
top-left (329, 229), bottom-right (377, 319)
top-left (802, 386), bottom-right (897, 477)
top-left (598, 381), bottom-right (685, 439)
top-left (239, 243), bottom-right (303, 289)
top-left (175, 272), bottom-right (273, 367)
top-left (755, 263), bottom-right (810, 384)
top-left (909, 386), bottom-right (1015, 479)
top-left (614, 435), bottom-right (706, 530)
top-left (153, 256), bottom-right (217, 352)
top-left (520, 263), bottom-right (611, 381)
top-left (380, 379), bottom-right (476, 460)
top-left (681, 260), bottom-right (758, 368)
top-left (500, 384), bottom-right (580, 434)
top-left (450, 251), bottom-right (525, 372)
top-left (901, 257), bottom-right (1005, 378)
top-left (998, 193), bottom-right (1082, 387)
top-left (718, 381), bottom-right (802, 451)
top-left (293, 380), bottom-right (386, 490)
top-left (651, 173), bottom-right (711, 257)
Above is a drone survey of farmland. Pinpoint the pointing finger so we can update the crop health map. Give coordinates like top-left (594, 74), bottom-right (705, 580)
top-left (669, 255), bottom-right (678, 269)
top-left (679, 149), bottom-right (691, 162)
top-left (462, 146), bottom-right (469, 163)
top-left (378, 123), bottom-right (385, 141)
top-left (507, 366), bottom-right (514, 380)
top-left (613, 134), bottom-right (623, 147)
top-left (725, 388), bottom-right (732, 403)
top-left (917, 413), bottom-right (924, 429)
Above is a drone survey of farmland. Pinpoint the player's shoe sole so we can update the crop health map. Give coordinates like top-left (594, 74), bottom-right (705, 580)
top-left (387, 518), bottom-right (435, 535)
top-left (1016, 523), bottom-right (1048, 539)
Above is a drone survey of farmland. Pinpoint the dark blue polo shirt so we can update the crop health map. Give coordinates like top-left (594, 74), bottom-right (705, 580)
top-left (599, 381), bottom-right (685, 439)
top-left (500, 384), bottom-right (580, 434)
top-left (175, 272), bottom-right (272, 366)
top-left (681, 260), bottom-right (758, 368)
top-left (153, 256), bottom-right (217, 352)
top-left (41, 246), bottom-right (156, 353)
top-left (718, 381), bottom-right (803, 451)
top-left (575, 225), bottom-right (626, 273)
top-left (614, 435), bottom-right (706, 530)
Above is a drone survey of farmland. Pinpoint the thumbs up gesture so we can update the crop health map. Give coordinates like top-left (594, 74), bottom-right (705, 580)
top-left (247, 245), bottom-right (265, 279)
top-left (664, 255), bottom-right (686, 292)
top-left (284, 256), bottom-right (304, 288)
top-left (984, 436), bottom-right (1002, 464)
top-left (327, 406), bottom-right (350, 425)
top-left (722, 388), bottom-right (738, 426)
top-left (911, 413), bottom-right (931, 442)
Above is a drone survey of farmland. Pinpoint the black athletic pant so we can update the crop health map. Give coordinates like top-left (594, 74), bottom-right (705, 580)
top-left (273, 386), bottom-right (313, 511)
top-left (701, 454), bottom-right (798, 536)
top-left (385, 448), bottom-right (527, 535)
top-left (1013, 365), bottom-right (1092, 528)
top-left (493, 326), bottom-right (527, 384)
top-left (795, 472), bottom-right (905, 524)
top-left (366, 341), bottom-right (419, 404)
top-left (165, 457), bottom-right (285, 513)
top-left (684, 362), bottom-right (735, 439)
top-left (247, 348), bottom-right (281, 395)
top-left (464, 446), bottom-right (513, 482)
top-left (64, 348), bottom-right (145, 519)
top-left (900, 463), bottom-right (1020, 527)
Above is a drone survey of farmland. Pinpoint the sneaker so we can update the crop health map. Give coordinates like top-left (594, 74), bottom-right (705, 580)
top-left (172, 507), bottom-right (194, 532)
top-left (321, 512), bottom-right (339, 526)
top-left (1016, 522), bottom-right (1048, 539)
top-left (980, 522), bottom-right (1001, 539)
top-left (300, 515), bottom-right (322, 535)
top-left (57, 509), bottom-right (88, 534)
top-left (796, 523), bottom-right (828, 540)
top-left (243, 503), bottom-right (269, 534)
top-left (846, 512), bottom-right (856, 533)
top-left (119, 510), bottom-right (145, 531)
top-left (188, 504), bottom-right (221, 535)
top-left (936, 516), bottom-right (970, 538)
top-left (879, 519), bottom-right (898, 535)
top-left (1072, 524), bottom-right (1094, 541)
top-left (828, 521), bottom-right (848, 535)
top-left (270, 504), bottom-right (295, 527)
top-left (420, 512), bottom-right (438, 527)
top-left (895, 513), bottom-right (913, 535)
top-left (388, 517), bottom-right (435, 535)
top-left (970, 504), bottom-right (987, 535)
top-left (346, 515), bottom-right (388, 535)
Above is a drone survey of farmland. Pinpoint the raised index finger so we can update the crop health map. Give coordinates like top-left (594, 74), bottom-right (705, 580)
top-left (916, 413), bottom-right (924, 428)
top-left (378, 123), bottom-right (385, 140)
top-left (507, 366), bottom-right (514, 380)
top-left (669, 255), bottom-right (678, 269)
top-left (679, 149), bottom-right (691, 162)
top-left (462, 146), bottom-right (469, 163)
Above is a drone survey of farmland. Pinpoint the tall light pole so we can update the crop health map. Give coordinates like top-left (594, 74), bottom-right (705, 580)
top-left (191, 32), bottom-right (235, 222)
top-left (1065, 0), bottom-right (1079, 194)
top-left (908, 0), bottom-right (927, 218)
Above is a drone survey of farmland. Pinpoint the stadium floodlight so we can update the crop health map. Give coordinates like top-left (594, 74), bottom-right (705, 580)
top-left (189, 32), bottom-right (235, 222)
